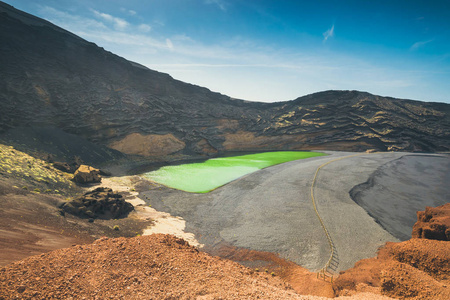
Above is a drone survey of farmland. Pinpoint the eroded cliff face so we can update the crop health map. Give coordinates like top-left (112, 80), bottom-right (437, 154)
top-left (1, 2), bottom-right (449, 160)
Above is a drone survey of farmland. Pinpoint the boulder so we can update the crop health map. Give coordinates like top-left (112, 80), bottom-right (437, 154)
top-left (60, 187), bottom-right (134, 219)
top-left (53, 156), bottom-right (84, 174)
top-left (73, 165), bottom-right (101, 184)
top-left (53, 162), bottom-right (73, 173)
top-left (412, 203), bottom-right (450, 241)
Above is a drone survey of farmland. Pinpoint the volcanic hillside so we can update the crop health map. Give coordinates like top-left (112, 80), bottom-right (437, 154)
top-left (1, 1), bottom-right (449, 162)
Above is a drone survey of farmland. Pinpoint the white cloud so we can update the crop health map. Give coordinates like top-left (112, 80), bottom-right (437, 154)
top-left (166, 38), bottom-right (174, 50)
top-left (205, 0), bottom-right (228, 11)
top-left (410, 39), bottom-right (433, 51)
top-left (138, 24), bottom-right (152, 33)
top-left (120, 7), bottom-right (137, 16)
top-left (323, 24), bottom-right (335, 42)
top-left (38, 6), bottom-right (108, 30)
top-left (91, 9), bottom-right (129, 31)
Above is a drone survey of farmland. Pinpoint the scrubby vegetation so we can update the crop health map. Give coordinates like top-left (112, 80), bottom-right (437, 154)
top-left (0, 143), bottom-right (78, 195)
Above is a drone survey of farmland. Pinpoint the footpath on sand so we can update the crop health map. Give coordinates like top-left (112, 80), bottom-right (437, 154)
top-left (310, 152), bottom-right (376, 280)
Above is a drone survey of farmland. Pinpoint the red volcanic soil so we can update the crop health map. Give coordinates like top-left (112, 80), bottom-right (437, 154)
top-left (412, 203), bottom-right (450, 241)
top-left (209, 242), bottom-right (335, 298)
top-left (0, 234), bottom-right (307, 300)
top-left (334, 203), bottom-right (450, 299)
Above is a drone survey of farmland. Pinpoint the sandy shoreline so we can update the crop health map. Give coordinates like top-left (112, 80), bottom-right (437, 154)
top-left (100, 176), bottom-right (204, 248)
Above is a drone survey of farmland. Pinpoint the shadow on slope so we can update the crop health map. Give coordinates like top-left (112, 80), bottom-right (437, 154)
top-left (0, 126), bottom-right (124, 167)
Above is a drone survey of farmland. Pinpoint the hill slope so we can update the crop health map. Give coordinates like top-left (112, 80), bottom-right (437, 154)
top-left (0, 234), bottom-right (307, 299)
top-left (1, 1), bottom-right (449, 159)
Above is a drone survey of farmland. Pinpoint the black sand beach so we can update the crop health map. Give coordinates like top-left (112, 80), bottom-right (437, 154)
top-left (139, 152), bottom-right (449, 271)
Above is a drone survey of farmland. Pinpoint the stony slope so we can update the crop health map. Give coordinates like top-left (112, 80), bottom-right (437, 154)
top-left (1, 1), bottom-right (449, 160)
top-left (0, 143), bottom-right (151, 266)
top-left (0, 234), bottom-right (307, 299)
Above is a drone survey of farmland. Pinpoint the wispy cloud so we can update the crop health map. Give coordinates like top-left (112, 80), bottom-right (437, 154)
top-left (410, 39), bottom-right (433, 51)
top-left (205, 0), bottom-right (228, 12)
top-left (138, 24), bottom-right (151, 33)
top-left (38, 6), bottom-right (107, 30)
top-left (166, 38), bottom-right (174, 50)
top-left (91, 9), bottom-right (129, 31)
top-left (323, 24), bottom-right (335, 42)
top-left (120, 7), bottom-right (137, 16)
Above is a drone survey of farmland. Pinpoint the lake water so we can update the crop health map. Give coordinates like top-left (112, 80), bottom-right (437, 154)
top-left (143, 151), bottom-right (326, 193)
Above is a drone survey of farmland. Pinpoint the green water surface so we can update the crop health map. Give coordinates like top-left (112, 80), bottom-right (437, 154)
top-left (144, 151), bottom-right (326, 193)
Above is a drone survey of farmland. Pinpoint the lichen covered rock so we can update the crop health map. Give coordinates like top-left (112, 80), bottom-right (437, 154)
top-left (73, 165), bottom-right (101, 184)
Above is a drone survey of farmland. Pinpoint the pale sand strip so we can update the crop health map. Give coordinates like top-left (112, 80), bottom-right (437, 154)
top-left (99, 176), bottom-right (204, 248)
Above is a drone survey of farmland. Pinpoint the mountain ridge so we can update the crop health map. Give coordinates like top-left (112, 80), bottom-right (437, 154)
top-left (1, 1), bottom-right (449, 160)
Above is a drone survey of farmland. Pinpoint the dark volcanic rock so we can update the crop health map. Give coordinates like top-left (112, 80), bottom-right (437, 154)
top-left (61, 187), bottom-right (133, 219)
top-left (0, 2), bottom-right (449, 158)
top-left (53, 162), bottom-right (73, 173)
top-left (53, 157), bottom-right (81, 173)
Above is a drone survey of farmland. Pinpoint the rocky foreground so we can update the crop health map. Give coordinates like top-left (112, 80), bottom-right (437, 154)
top-left (0, 234), bottom-right (393, 300)
top-left (1, 204), bottom-right (449, 299)
top-left (0, 234), bottom-right (310, 300)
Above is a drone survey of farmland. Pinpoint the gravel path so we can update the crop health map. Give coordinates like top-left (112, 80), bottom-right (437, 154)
top-left (141, 151), bottom-right (449, 272)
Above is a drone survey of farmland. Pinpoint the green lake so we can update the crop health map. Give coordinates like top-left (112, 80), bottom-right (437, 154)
top-left (143, 151), bottom-right (326, 193)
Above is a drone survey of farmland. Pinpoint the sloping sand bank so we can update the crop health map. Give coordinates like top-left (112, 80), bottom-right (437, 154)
top-left (350, 154), bottom-right (450, 240)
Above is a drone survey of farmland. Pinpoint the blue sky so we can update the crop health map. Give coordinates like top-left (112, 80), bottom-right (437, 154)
top-left (4, 0), bottom-right (450, 103)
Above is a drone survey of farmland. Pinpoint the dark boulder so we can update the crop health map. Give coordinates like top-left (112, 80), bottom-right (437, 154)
top-left (53, 162), bottom-right (73, 173)
top-left (60, 187), bottom-right (134, 219)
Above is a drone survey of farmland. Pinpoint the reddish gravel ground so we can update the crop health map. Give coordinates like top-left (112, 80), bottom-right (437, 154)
top-left (0, 234), bottom-right (307, 299)
top-left (0, 233), bottom-right (395, 300)
top-left (209, 242), bottom-right (335, 298)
